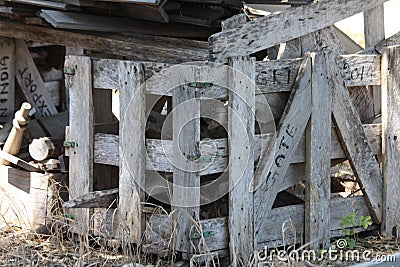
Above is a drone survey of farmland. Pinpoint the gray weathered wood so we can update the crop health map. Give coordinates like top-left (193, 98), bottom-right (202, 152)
top-left (228, 56), bottom-right (255, 265)
top-left (327, 51), bottom-right (383, 223)
top-left (381, 46), bottom-right (400, 238)
top-left (94, 123), bottom-right (381, 175)
top-left (15, 40), bottom-right (57, 117)
top-left (254, 55), bottom-right (312, 236)
top-left (62, 188), bottom-right (118, 209)
top-left (172, 84), bottom-right (201, 253)
top-left (221, 14), bottom-right (247, 31)
top-left (336, 55), bottom-right (381, 87)
top-left (209, 0), bottom-right (388, 62)
top-left (376, 31), bottom-right (400, 54)
top-left (118, 61), bottom-right (145, 243)
top-left (64, 56), bottom-right (93, 235)
top-left (0, 17), bottom-right (208, 64)
top-left (144, 196), bottom-right (374, 252)
top-left (304, 52), bottom-right (331, 249)
top-left (0, 37), bottom-right (14, 122)
top-left (364, 5), bottom-right (385, 116)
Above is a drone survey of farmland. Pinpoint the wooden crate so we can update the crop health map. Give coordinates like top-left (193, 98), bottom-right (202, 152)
top-left (0, 166), bottom-right (53, 229)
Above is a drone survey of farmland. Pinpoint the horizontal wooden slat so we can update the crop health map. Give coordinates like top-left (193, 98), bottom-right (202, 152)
top-left (143, 196), bottom-right (375, 252)
top-left (336, 55), bottom-right (381, 86)
top-left (94, 124), bottom-right (381, 175)
top-left (92, 55), bottom-right (381, 94)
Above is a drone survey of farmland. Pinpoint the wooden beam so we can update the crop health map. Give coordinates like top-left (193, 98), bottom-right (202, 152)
top-left (376, 31), bottom-right (400, 54)
top-left (228, 56), bottom-right (255, 264)
top-left (118, 61), bottom-right (145, 243)
top-left (364, 5), bottom-right (385, 116)
top-left (64, 56), bottom-right (93, 235)
top-left (209, 0), bottom-right (387, 62)
top-left (327, 51), bottom-right (383, 223)
top-left (381, 46), bottom-right (400, 238)
top-left (62, 188), bottom-right (118, 209)
top-left (254, 55), bottom-right (312, 237)
top-left (304, 52), bottom-right (331, 249)
top-left (0, 37), bottom-right (15, 122)
top-left (0, 18), bottom-right (208, 64)
top-left (172, 84), bottom-right (201, 253)
top-left (15, 39), bottom-right (57, 117)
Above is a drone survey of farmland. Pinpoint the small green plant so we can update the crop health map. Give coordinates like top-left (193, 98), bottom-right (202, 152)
top-left (339, 212), bottom-right (372, 249)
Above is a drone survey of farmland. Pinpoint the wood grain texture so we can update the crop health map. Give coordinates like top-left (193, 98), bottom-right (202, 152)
top-left (254, 55), bottom-right (312, 237)
top-left (64, 56), bottom-right (93, 235)
top-left (94, 124), bottom-right (381, 174)
top-left (15, 40), bottom-right (57, 117)
top-left (336, 55), bottom-right (381, 87)
top-left (0, 17), bottom-right (208, 64)
top-left (304, 52), bottom-right (331, 249)
top-left (209, 0), bottom-right (387, 62)
top-left (376, 31), bottom-right (400, 54)
top-left (118, 61), bottom-right (145, 243)
top-left (63, 188), bottom-right (118, 209)
top-left (0, 37), bottom-right (14, 122)
top-left (228, 56), bottom-right (255, 264)
top-left (364, 5), bottom-right (385, 116)
top-left (327, 51), bottom-right (383, 223)
top-left (381, 46), bottom-right (400, 238)
top-left (144, 196), bottom-right (374, 252)
top-left (0, 166), bottom-right (51, 229)
top-left (172, 84), bottom-right (201, 253)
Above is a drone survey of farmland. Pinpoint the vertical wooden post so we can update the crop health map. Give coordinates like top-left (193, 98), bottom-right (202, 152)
top-left (118, 61), bottom-right (145, 243)
top-left (381, 46), bottom-right (400, 238)
top-left (305, 52), bottom-right (331, 249)
top-left (65, 56), bottom-right (93, 236)
top-left (172, 84), bottom-right (201, 253)
top-left (364, 5), bottom-right (385, 116)
top-left (0, 37), bottom-right (15, 122)
top-left (228, 56), bottom-right (255, 265)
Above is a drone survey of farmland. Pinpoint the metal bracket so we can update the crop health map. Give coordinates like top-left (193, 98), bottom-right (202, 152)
top-left (64, 68), bottom-right (75, 75)
top-left (187, 82), bottom-right (213, 89)
top-left (187, 155), bottom-right (212, 163)
top-left (191, 231), bottom-right (213, 239)
top-left (64, 141), bottom-right (76, 148)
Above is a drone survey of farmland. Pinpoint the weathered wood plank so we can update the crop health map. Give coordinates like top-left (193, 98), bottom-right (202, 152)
top-left (336, 55), bottom-right (381, 87)
top-left (381, 46), bottom-right (400, 238)
top-left (92, 55), bottom-right (380, 98)
top-left (0, 18), bottom-right (208, 64)
top-left (94, 123), bottom-right (381, 175)
top-left (15, 40), bottom-right (57, 117)
top-left (254, 55), bottom-right (312, 236)
top-left (304, 52), bottom-right (331, 249)
top-left (118, 61), bottom-right (145, 243)
top-left (364, 5), bottom-right (385, 116)
top-left (172, 84), bottom-right (201, 252)
top-left (62, 188), bottom-right (118, 209)
top-left (0, 37), bottom-right (14, 122)
top-left (228, 56), bottom-right (255, 264)
top-left (376, 31), bottom-right (400, 54)
top-left (327, 51), bottom-right (383, 223)
top-left (209, 0), bottom-right (387, 62)
top-left (64, 56), bottom-right (93, 235)
top-left (144, 196), bottom-right (374, 252)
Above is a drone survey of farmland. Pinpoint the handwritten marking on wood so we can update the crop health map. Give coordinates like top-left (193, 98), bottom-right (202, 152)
top-left (0, 37), bottom-right (14, 121)
top-left (254, 55), bottom-right (312, 240)
top-left (328, 51), bottom-right (383, 223)
top-left (336, 55), bottom-right (381, 87)
top-left (15, 39), bottom-right (57, 117)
